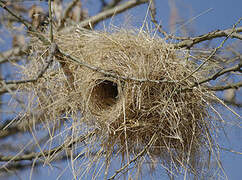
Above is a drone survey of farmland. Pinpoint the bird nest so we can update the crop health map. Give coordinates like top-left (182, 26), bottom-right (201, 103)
top-left (20, 28), bottom-right (216, 178)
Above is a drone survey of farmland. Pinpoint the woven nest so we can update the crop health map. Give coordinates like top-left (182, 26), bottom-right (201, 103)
top-left (21, 28), bottom-right (215, 177)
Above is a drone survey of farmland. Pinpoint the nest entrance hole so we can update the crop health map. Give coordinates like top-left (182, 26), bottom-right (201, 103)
top-left (91, 80), bottom-right (119, 109)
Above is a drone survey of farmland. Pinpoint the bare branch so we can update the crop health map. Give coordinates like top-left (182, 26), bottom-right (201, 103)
top-left (1, 43), bottom-right (57, 85)
top-left (0, 0), bottom-right (50, 45)
top-left (175, 26), bottom-right (242, 48)
top-left (63, 0), bottom-right (148, 32)
top-left (194, 63), bottom-right (241, 87)
top-left (149, 0), bottom-right (169, 38)
top-left (48, 0), bottom-right (54, 42)
top-left (0, 126), bottom-right (22, 139)
top-left (0, 131), bottom-right (92, 162)
top-left (0, 0), bottom-right (31, 30)
top-left (108, 132), bottom-right (157, 180)
top-left (180, 19), bottom-right (241, 85)
top-left (221, 147), bottom-right (242, 155)
top-left (58, 0), bottom-right (79, 30)
top-left (221, 99), bottom-right (242, 108)
top-left (102, 0), bottom-right (123, 11)
top-left (0, 45), bottom-right (29, 64)
top-left (0, 84), bottom-right (17, 95)
top-left (58, 48), bottom-right (177, 84)
top-left (206, 81), bottom-right (242, 91)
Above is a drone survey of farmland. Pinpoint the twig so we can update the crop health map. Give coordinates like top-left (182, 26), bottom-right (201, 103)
top-left (1, 81), bottom-right (26, 111)
top-left (108, 132), bottom-right (157, 180)
top-left (175, 26), bottom-right (242, 48)
top-left (149, 0), bottom-right (169, 38)
top-left (58, 0), bottom-right (80, 30)
top-left (0, 0), bottom-right (50, 45)
top-left (192, 63), bottom-right (241, 88)
top-left (206, 81), bottom-right (242, 91)
top-left (62, 0), bottom-right (148, 32)
top-left (59, 49), bottom-right (177, 84)
top-left (221, 147), bottom-right (242, 155)
top-left (0, 45), bottom-right (30, 64)
top-left (180, 18), bottom-right (242, 82)
top-left (95, 0), bottom-right (123, 30)
top-left (48, 0), bottom-right (54, 42)
top-left (2, 43), bottom-right (57, 85)
top-left (0, 125), bottom-right (22, 139)
top-left (0, 130), bottom-right (95, 163)
top-left (101, 0), bottom-right (122, 11)
top-left (221, 99), bottom-right (242, 108)
top-left (0, 0), bottom-right (31, 30)
top-left (0, 84), bottom-right (16, 95)
top-left (0, 155), bottom-right (66, 174)
top-left (1, 137), bottom-right (77, 162)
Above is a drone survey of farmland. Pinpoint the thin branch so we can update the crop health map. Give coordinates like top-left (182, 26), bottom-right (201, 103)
top-left (179, 18), bottom-right (242, 88)
top-left (206, 81), bottom-right (242, 91)
top-left (108, 132), bottom-right (157, 180)
top-left (95, 0), bottom-right (123, 30)
top-left (0, 155), bottom-right (66, 175)
top-left (175, 26), bottom-right (242, 48)
top-left (181, 63), bottom-right (241, 92)
top-left (58, 48), bottom-right (177, 84)
top-left (0, 116), bottom-right (30, 139)
top-left (193, 63), bottom-right (241, 88)
top-left (0, 84), bottom-right (17, 95)
top-left (101, 0), bottom-right (122, 11)
top-left (221, 147), bottom-right (242, 155)
top-left (48, 0), bottom-right (54, 42)
top-left (0, 0), bottom-right (50, 45)
top-left (62, 0), bottom-right (148, 32)
top-left (221, 99), bottom-right (242, 108)
top-left (0, 45), bottom-right (29, 64)
top-left (230, 32), bottom-right (242, 40)
top-left (0, 130), bottom-right (95, 162)
top-left (149, 0), bottom-right (169, 38)
top-left (0, 0), bottom-right (31, 30)
top-left (2, 43), bottom-right (57, 85)
top-left (0, 126), bottom-right (22, 139)
top-left (0, 139), bottom-right (67, 162)
top-left (181, 22), bottom-right (240, 84)
top-left (58, 0), bottom-right (80, 30)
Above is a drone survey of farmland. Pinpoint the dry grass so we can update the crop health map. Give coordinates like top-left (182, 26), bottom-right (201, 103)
top-left (20, 27), bottom-right (218, 179)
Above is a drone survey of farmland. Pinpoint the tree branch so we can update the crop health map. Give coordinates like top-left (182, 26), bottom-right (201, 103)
top-left (0, 45), bottom-right (29, 64)
top-left (0, 0), bottom-right (31, 30)
top-left (175, 26), bottom-right (242, 48)
top-left (194, 63), bottom-right (241, 87)
top-left (206, 81), bottom-right (242, 91)
top-left (58, 0), bottom-right (80, 30)
top-left (0, 84), bottom-right (17, 95)
top-left (1, 43), bottom-right (57, 85)
top-left (149, 0), bottom-right (169, 38)
top-left (0, 0), bottom-right (50, 45)
top-left (101, 0), bottom-right (123, 11)
top-left (63, 0), bottom-right (148, 32)
top-left (220, 99), bottom-right (242, 108)
top-left (58, 48), bottom-right (177, 84)
top-left (0, 130), bottom-right (95, 162)
top-left (108, 132), bottom-right (157, 180)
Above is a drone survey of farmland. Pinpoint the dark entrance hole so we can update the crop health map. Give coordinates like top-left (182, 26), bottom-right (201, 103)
top-left (91, 80), bottom-right (119, 108)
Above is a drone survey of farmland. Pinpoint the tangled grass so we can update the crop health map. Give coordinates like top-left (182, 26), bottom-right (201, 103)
top-left (19, 27), bottom-right (219, 179)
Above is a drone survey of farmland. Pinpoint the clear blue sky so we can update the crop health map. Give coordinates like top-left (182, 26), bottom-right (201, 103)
top-left (0, 0), bottom-right (241, 179)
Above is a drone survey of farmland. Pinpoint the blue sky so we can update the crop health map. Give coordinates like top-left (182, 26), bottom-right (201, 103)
top-left (0, 0), bottom-right (241, 179)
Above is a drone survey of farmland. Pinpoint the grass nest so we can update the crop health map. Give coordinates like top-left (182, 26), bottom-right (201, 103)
top-left (20, 28), bottom-right (216, 178)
